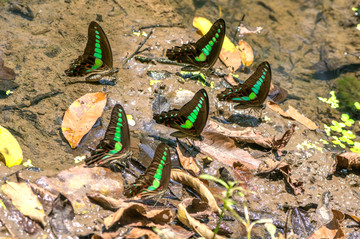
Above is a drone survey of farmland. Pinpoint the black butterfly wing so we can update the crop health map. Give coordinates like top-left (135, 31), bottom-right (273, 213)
top-left (65, 21), bottom-right (113, 77)
top-left (124, 143), bottom-right (171, 198)
top-left (166, 19), bottom-right (225, 69)
top-left (85, 104), bottom-right (130, 166)
top-left (217, 62), bottom-right (271, 107)
top-left (153, 89), bottom-right (209, 138)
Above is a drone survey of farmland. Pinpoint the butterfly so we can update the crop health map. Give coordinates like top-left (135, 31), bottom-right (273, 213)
top-left (166, 19), bottom-right (225, 71)
top-left (65, 21), bottom-right (118, 84)
top-left (85, 104), bottom-right (131, 167)
top-left (153, 89), bottom-right (209, 139)
top-left (124, 143), bottom-right (171, 199)
top-left (217, 62), bottom-right (272, 109)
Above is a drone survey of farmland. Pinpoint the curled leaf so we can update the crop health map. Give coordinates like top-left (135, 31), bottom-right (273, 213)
top-left (0, 125), bottom-right (23, 167)
top-left (177, 198), bottom-right (226, 239)
top-left (61, 92), bottom-right (107, 148)
top-left (171, 169), bottom-right (221, 214)
top-left (104, 202), bottom-right (173, 229)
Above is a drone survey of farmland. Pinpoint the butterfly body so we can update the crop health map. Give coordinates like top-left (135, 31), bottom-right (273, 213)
top-left (166, 19), bottom-right (225, 71)
top-left (65, 21), bottom-right (118, 85)
top-left (124, 143), bottom-right (171, 199)
top-left (217, 62), bottom-right (271, 109)
top-left (85, 104), bottom-right (131, 167)
top-left (153, 89), bottom-right (209, 140)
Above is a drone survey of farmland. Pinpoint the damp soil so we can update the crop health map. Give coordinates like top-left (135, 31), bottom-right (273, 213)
top-left (0, 0), bottom-right (359, 238)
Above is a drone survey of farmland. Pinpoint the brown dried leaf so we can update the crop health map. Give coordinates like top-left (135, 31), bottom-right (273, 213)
top-left (126, 228), bottom-right (160, 239)
top-left (176, 144), bottom-right (200, 176)
top-left (171, 169), bottom-right (221, 214)
top-left (271, 124), bottom-right (296, 154)
top-left (87, 193), bottom-right (124, 211)
top-left (193, 131), bottom-right (261, 170)
top-left (1, 182), bottom-right (46, 226)
top-left (266, 101), bottom-right (318, 130)
top-left (61, 92), bottom-right (107, 148)
top-left (157, 225), bottom-right (194, 239)
top-left (104, 202), bottom-right (173, 229)
top-left (329, 152), bottom-right (360, 175)
top-left (258, 158), bottom-right (304, 195)
top-left (309, 209), bottom-right (345, 239)
top-left (177, 198), bottom-right (227, 239)
top-left (35, 166), bottom-right (124, 214)
top-left (268, 83), bottom-right (288, 103)
top-left (204, 120), bottom-right (273, 148)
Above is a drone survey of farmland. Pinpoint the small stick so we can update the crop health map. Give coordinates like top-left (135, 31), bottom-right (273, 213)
top-left (111, 0), bottom-right (128, 16)
top-left (233, 14), bottom-right (246, 42)
top-left (123, 29), bottom-right (154, 65)
top-left (134, 56), bottom-right (188, 67)
top-left (138, 23), bottom-right (185, 31)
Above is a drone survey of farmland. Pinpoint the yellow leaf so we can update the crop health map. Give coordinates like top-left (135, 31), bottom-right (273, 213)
top-left (0, 125), bottom-right (23, 167)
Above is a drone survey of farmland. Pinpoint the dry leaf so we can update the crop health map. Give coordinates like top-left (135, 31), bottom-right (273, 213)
top-left (329, 152), bottom-right (360, 175)
top-left (0, 125), bottom-right (23, 167)
top-left (157, 225), bottom-right (194, 239)
top-left (176, 144), bottom-right (200, 176)
top-left (193, 131), bottom-right (261, 170)
top-left (309, 209), bottom-right (345, 239)
top-left (268, 83), bottom-right (288, 103)
top-left (177, 198), bottom-right (227, 239)
top-left (258, 158), bottom-right (304, 195)
top-left (204, 120), bottom-right (273, 149)
top-left (266, 101), bottom-right (318, 130)
top-left (237, 40), bottom-right (254, 67)
top-left (127, 228), bottom-right (160, 239)
top-left (271, 124), bottom-right (296, 155)
top-left (35, 166), bottom-right (124, 214)
top-left (171, 169), bottom-right (221, 214)
top-left (104, 202), bottom-right (173, 229)
top-left (193, 17), bottom-right (242, 72)
top-left (61, 92), bottom-right (107, 148)
top-left (87, 193), bottom-right (125, 210)
top-left (1, 182), bottom-right (46, 226)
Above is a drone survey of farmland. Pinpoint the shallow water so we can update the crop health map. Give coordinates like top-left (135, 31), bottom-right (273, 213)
top-left (0, 0), bottom-right (359, 237)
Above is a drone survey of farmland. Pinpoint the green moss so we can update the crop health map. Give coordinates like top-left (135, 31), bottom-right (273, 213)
top-left (336, 75), bottom-right (360, 115)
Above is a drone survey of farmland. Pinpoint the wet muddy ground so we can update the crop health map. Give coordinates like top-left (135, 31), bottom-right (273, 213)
top-left (0, 0), bottom-right (360, 238)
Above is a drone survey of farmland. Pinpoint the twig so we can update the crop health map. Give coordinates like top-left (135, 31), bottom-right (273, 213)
top-left (138, 23), bottom-right (185, 31)
top-left (134, 56), bottom-right (188, 67)
top-left (123, 29), bottom-right (154, 65)
top-left (111, 0), bottom-right (128, 16)
top-left (0, 91), bottom-right (62, 111)
top-left (232, 14), bottom-right (246, 42)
